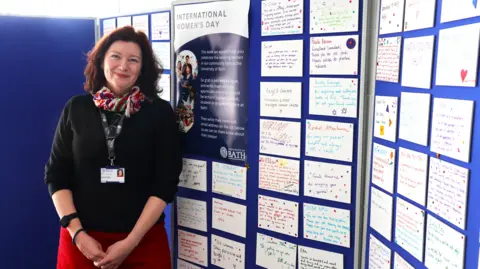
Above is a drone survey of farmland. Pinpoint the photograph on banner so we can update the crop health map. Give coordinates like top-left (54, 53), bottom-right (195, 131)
top-left (173, 0), bottom-right (250, 163)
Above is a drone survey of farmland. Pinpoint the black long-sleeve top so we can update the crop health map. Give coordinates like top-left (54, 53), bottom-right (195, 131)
top-left (44, 94), bottom-right (182, 233)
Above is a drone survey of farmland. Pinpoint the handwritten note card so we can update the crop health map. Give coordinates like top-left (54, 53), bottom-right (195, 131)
top-left (397, 147), bottom-right (428, 206)
top-left (212, 162), bottom-right (247, 200)
top-left (179, 158), bottom-right (207, 192)
top-left (178, 230), bottom-right (208, 267)
top-left (399, 92), bottom-right (431, 146)
top-left (304, 160), bottom-right (351, 204)
top-left (260, 119), bottom-right (301, 158)
top-left (261, 0), bottom-right (304, 36)
top-left (425, 215), bottom-right (466, 269)
top-left (211, 234), bottom-right (245, 269)
top-left (304, 203), bottom-right (350, 248)
top-left (152, 42), bottom-right (171, 70)
top-left (178, 259), bottom-right (202, 269)
top-left (258, 195), bottom-right (299, 237)
top-left (260, 82), bottom-right (302, 119)
top-left (305, 120), bottom-right (354, 162)
top-left (102, 18), bottom-right (116, 36)
top-left (298, 245), bottom-right (344, 269)
top-left (441, 0), bottom-right (480, 23)
top-left (309, 78), bottom-right (358, 118)
top-left (259, 155), bottom-right (300, 196)
top-left (376, 37), bottom-right (402, 83)
top-left (370, 187), bottom-right (393, 241)
top-left (401, 36), bottom-right (434, 89)
top-left (262, 40), bottom-right (303, 77)
top-left (430, 97), bottom-right (474, 163)
top-left (212, 198), bottom-right (247, 238)
top-left (395, 197), bottom-right (425, 262)
top-left (177, 197), bottom-right (207, 232)
top-left (310, 0), bottom-right (358, 34)
top-left (436, 23), bottom-right (480, 87)
top-left (394, 253), bottom-right (414, 269)
top-left (256, 233), bottom-right (297, 269)
top-left (116, 16), bottom-right (131, 27)
top-left (158, 74), bottom-right (171, 101)
top-left (374, 96), bottom-right (398, 142)
top-left (369, 235), bottom-right (391, 269)
top-left (372, 143), bottom-right (396, 194)
top-left (379, 0), bottom-right (405, 34)
top-left (310, 35), bottom-right (358, 75)
top-left (428, 157), bottom-right (469, 230)
top-left (151, 12), bottom-right (170, 40)
top-left (404, 0), bottom-right (436, 31)
top-left (132, 15), bottom-right (149, 38)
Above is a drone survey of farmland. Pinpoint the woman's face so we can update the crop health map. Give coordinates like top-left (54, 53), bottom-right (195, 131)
top-left (103, 41), bottom-right (142, 96)
top-left (186, 65), bottom-right (191, 74)
top-left (177, 62), bottom-right (181, 69)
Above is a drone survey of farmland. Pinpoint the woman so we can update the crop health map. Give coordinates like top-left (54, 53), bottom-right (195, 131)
top-left (44, 26), bottom-right (182, 269)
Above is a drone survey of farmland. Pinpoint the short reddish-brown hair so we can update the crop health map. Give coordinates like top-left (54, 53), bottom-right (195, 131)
top-left (83, 26), bottom-right (163, 98)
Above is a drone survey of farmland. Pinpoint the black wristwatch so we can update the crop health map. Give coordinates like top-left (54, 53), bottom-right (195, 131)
top-left (60, 212), bottom-right (79, 228)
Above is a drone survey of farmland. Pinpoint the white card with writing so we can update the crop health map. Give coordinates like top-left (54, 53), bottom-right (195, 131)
top-left (436, 23), bottom-right (480, 87)
top-left (305, 120), bottom-right (354, 162)
top-left (179, 158), bottom-right (207, 192)
top-left (441, 0), bottom-right (480, 23)
top-left (116, 16), bottom-right (131, 27)
top-left (212, 162), bottom-right (247, 200)
top-left (102, 18), bottom-right (116, 36)
top-left (397, 148), bottom-right (428, 206)
top-left (298, 245), bottom-right (344, 269)
top-left (369, 235), bottom-right (391, 269)
top-left (401, 36), bottom-right (435, 89)
top-left (256, 233), bottom-right (297, 269)
top-left (211, 234), bottom-right (245, 269)
top-left (379, 0), bottom-right (405, 34)
top-left (310, 0), bottom-right (359, 34)
top-left (370, 187), bottom-right (393, 241)
top-left (212, 198), bottom-right (247, 238)
top-left (425, 215), bottom-right (466, 269)
top-left (431, 97), bottom-right (474, 163)
top-left (376, 37), bottom-right (402, 83)
top-left (304, 203), bottom-right (350, 248)
top-left (260, 82), bottom-right (302, 119)
top-left (372, 143), bottom-right (396, 194)
top-left (374, 96), bottom-right (398, 142)
top-left (262, 40), bottom-right (303, 77)
top-left (394, 253), bottom-right (414, 269)
top-left (178, 230), bottom-right (208, 267)
top-left (158, 74), bottom-right (171, 101)
top-left (395, 197), bottom-right (425, 261)
top-left (178, 259), bottom-right (202, 269)
top-left (309, 77), bottom-right (358, 118)
top-left (310, 35), bottom-right (359, 75)
top-left (151, 12), bottom-right (170, 41)
top-left (258, 195), bottom-right (299, 237)
top-left (259, 155), bottom-right (300, 196)
top-left (260, 119), bottom-right (301, 158)
top-left (428, 157), bottom-right (469, 230)
top-left (404, 0), bottom-right (436, 31)
top-left (152, 42), bottom-right (170, 70)
top-left (261, 0), bottom-right (304, 36)
top-left (176, 197), bottom-right (207, 232)
top-left (132, 15), bottom-right (149, 38)
top-left (399, 92), bottom-right (431, 146)
top-left (304, 160), bottom-right (351, 204)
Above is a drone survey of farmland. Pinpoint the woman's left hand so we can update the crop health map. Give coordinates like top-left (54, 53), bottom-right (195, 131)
top-left (93, 238), bottom-right (137, 269)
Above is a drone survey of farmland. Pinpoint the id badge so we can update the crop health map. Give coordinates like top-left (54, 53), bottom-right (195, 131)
top-left (101, 167), bottom-right (125, 183)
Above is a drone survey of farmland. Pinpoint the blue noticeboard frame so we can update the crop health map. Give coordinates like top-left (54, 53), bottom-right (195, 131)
top-left (363, 0), bottom-right (480, 268)
top-left (0, 15), bottom-right (96, 269)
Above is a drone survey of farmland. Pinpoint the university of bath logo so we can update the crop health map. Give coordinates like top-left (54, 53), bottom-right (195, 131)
top-left (220, 147), bottom-right (228, 158)
top-left (220, 146), bottom-right (246, 161)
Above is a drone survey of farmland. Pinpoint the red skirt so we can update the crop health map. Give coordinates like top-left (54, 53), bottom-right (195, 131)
top-left (56, 223), bottom-right (172, 269)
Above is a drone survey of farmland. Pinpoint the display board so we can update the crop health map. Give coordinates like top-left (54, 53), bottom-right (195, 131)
top-left (172, 0), bottom-right (367, 268)
top-left (99, 8), bottom-right (174, 248)
top-left (0, 15), bottom-right (96, 269)
top-left (364, 0), bottom-right (480, 268)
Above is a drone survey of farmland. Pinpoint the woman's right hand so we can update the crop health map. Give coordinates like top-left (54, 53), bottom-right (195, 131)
top-left (74, 232), bottom-right (107, 262)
